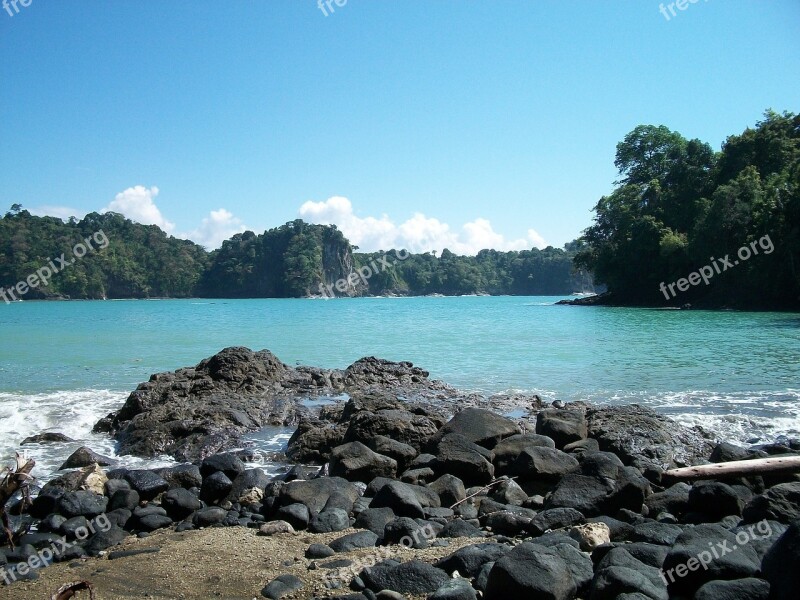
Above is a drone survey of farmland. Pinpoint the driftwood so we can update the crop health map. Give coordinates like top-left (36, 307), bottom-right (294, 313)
top-left (449, 476), bottom-right (518, 510)
top-left (51, 580), bottom-right (96, 600)
top-left (0, 452), bottom-right (35, 549)
top-left (664, 456), bottom-right (800, 481)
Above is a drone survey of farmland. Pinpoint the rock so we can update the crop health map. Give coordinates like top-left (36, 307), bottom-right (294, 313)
top-left (21, 432), bottom-right (74, 444)
top-left (361, 560), bottom-right (450, 595)
top-left (432, 408), bottom-right (520, 450)
top-left (306, 543), bottom-right (335, 559)
top-left (401, 468), bottom-right (435, 485)
top-left (484, 542), bottom-right (577, 600)
top-left (431, 434), bottom-right (495, 486)
top-left (761, 519), bottom-right (800, 600)
top-left (535, 408), bottom-right (587, 448)
top-left (435, 543), bottom-right (510, 578)
top-left (490, 479), bottom-right (527, 506)
top-left (84, 526), bottom-right (128, 556)
top-left (330, 441), bottom-right (398, 482)
top-left (123, 470), bottom-right (169, 501)
top-left (329, 531), bottom-right (379, 553)
top-left (59, 446), bottom-right (116, 469)
top-left (57, 491), bottom-right (108, 518)
top-left (428, 475), bottom-right (466, 507)
top-left (492, 433), bottom-right (556, 474)
top-left (619, 542), bottom-right (670, 569)
top-left (226, 468), bottom-right (269, 504)
top-left (280, 477), bottom-right (360, 515)
top-left (368, 436), bottom-right (418, 471)
top-left (354, 507), bottom-right (397, 536)
top-left (529, 508), bottom-right (585, 535)
top-left (589, 565), bottom-right (668, 600)
top-left (438, 519), bottom-right (484, 539)
top-left (645, 482), bottom-right (691, 517)
top-left (192, 507), bottom-right (228, 527)
top-left (710, 442), bottom-right (768, 463)
top-left (586, 404), bottom-right (714, 471)
top-left (510, 446), bottom-right (579, 481)
top-left (742, 482), bottom-right (800, 523)
top-left (568, 522), bottom-right (611, 550)
top-left (662, 523), bottom-right (760, 595)
top-left (732, 520), bottom-right (786, 560)
top-left (286, 420), bottom-right (347, 463)
top-left (201, 452), bottom-right (246, 479)
top-left (200, 471), bottom-right (233, 504)
top-left (309, 508), bottom-right (350, 533)
top-left (428, 578), bottom-right (477, 600)
top-left (258, 521), bottom-right (295, 536)
top-left (564, 438), bottom-right (600, 454)
top-left (137, 514), bottom-right (173, 531)
top-left (694, 578), bottom-right (770, 600)
top-left (631, 522), bottom-right (683, 546)
top-left (588, 516), bottom-right (634, 541)
top-left (483, 511), bottom-right (531, 537)
top-left (162, 487), bottom-right (203, 520)
top-left (548, 542), bottom-right (594, 594)
top-left (109, 488), bottom-right (140, 512)
top-left (261, 573), bottom-right (303, 599)
top-left (155, 464), bottom-right (203, 489)
top-left (688, 482), bottom-right (745, 519)
top-left (383, 518), bottom-right (433, 548)
top-left (371, 481), bottom-right (439, 519)
top-left (276, 503), bottom-right (310, 530)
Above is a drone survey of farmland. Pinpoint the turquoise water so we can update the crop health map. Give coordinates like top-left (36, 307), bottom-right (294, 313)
top-left (1, 297), bottom-right (798, 477)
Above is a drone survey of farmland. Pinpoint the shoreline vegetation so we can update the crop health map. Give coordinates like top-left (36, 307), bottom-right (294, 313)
top-left (2, 347), bottom-right (799, 598)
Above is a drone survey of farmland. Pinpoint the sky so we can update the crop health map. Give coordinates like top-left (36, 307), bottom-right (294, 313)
top-left (1, 1), bottom-right (798, 253)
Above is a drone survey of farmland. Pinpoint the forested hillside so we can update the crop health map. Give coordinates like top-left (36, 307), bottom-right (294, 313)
top-left (0, 211), bottom-right (590, 300)
top-left (575, 110), bottom-right (800, 310)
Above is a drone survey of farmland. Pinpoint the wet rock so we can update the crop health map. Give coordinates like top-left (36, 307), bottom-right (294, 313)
top-left (123, 470), bottom-right (169, 501)
top-left (200, 471), bottom-right (233, 504)
top-left (59, 446), bottom-right (116, 469)
top-left (201, 453), bottom-right (246, 480)
top-left (20, 432), bottom-right (74, 444)
top-left (57, 491), bottom-right (108, 518)
top-left (154, 464), bottom-right (203, 489)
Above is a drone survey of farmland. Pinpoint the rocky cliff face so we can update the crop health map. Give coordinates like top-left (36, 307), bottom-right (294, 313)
top-left (315, 232), bottom-right (366, 297)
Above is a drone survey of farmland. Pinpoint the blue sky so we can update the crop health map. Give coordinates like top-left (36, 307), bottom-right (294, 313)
top-left (1, 1), bottom-right (798, 252)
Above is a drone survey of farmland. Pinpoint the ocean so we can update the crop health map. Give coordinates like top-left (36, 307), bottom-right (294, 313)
top-left (1, 296), bottom-right (798, 481)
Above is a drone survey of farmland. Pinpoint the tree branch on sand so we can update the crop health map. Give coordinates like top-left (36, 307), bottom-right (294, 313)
top-left (0, 452), bottom-right (36, 549)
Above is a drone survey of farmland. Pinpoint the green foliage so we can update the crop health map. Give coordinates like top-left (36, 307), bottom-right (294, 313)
top-left (577, 110), bottom-right (800, 309)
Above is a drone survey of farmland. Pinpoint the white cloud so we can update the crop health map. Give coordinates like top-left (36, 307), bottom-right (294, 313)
top-left (298, 196), bottom-right (548, 255)
top-left (188, 208), bottom-right (247, 250)
top-left (103, 185), bottom-right (175, 233)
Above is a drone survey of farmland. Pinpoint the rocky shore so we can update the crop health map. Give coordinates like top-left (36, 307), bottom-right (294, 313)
top-left (3, 347), bottom-right (799, 599)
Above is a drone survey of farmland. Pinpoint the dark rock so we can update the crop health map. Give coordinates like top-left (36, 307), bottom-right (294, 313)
top-left (546, 474), bottom-right (613, 516)
top-left (155, 464), bottom-right (203, 489)
top-left (428, 578), bottom-right (477, 600)
top-left (309, 508), bottom-right (350, 533)
top-left (227, 468), bottom-right (270, 504)
top-left (383, 517), bottom-right (432, 548)
top-left (329, 531), bottom-right (379, 553)
top-left (123, 470), bottom-right (169, 501)
top-left (631, 522), bottom-right (683, 546)
top-left (105, 478), bottom-right (131, 496)
top-left (564, 438), bottom-right (600, 454)
top-left (306, 543), bottom-right (335, 559)
top-left (354, 508), bottom-right (397, 536)
top-left (57, 491), bottom-right (108, 518)
top-left (431, 433), bottom-right (495, 486)
top-left (330, 441), bottom-right (398, 482)
top-left (361, 560), bottom-right (449, 595)
top-left (432, 408), bottom-right (520, 450)
top-left (286, 420), bottom-right (347, 463)
top-left (280, 477), bottom-right (360, 515)
top-left (200, 471), bottom-right (233, 504)
top-left (438, 519), bottom-right (484, 539)
top-left (662, 523), bottom-right (760, 594)
top-left (162, 487), bottom-right (203, 520)
top-left (731, 520), bottom-right (786, 560)
top-left (710, 442), bottom-right (768, 463)
top-left (529, 508), bottom-right (585, 535)
top-left (201, 452), bottom-right (246, 480)
top-left (510, 446), bottom-right (579, 481)
top-left (483, 511), bottom-right (531, 536)
top-left (435, 543), bottom-right (510, 577)
top-left (276, 503), bottom-right (311, 530)
top-left (368, 436), bottom-right (418, 472)
top-left (645, 482), bottom-right (691, 517)
top-left (587, 516), bottom-right (634, 541)
top-left (535, 408), bottom-right (587, 449)
top-left (84, 526), bottom-right (128, 556)
top-left (105, 508), bottom-right (132, 529)
top-left (58, 446), bottom-right (116, 469)
top-left (61, 516), bottom-right (90, 539)
top-left (108, 547), bottom-right (161, 560)
top-left (261, 573), bottom-right (304, 599)
top-left (137, 514), bottom-right (173, 531)
top-left (192, 507), bottom-right (228, 527)
top-left (20, 432), bottom-right (74, 444)
top-left (490, 479), bottom-right (527, 506)
top-left (109, 489), bottom-right (140, 512)
top-left (761, 519), bottom-right (800, 600)
top-left (428, 475), bottom-right (466, 507)
top-left (400, 467), bottom-right (435, 485)
top-left (484, 542), bottom-right (577, 600)
top-left (695, 578), bottom-right (770, 600)
top-left (371, 481), bottom-right (439, 519)
top-left (38, 513), bottom-right (67, 533)
top-left (742, 482), bottom-right (800, 523)
top-left (689, 481), bottom-right (745, 519)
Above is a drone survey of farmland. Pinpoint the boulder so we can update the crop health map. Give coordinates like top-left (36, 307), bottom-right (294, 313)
top-left (309, 508), bottom-right (350, 533)
top-left (162, 487), bottom-right (203, 520)
top-left (59, 446), bottom-right (116, 469)
top-left (484, 542), bottom-right (578, 600)
top-left (688, 482), bottom-right (746, 519)
top-left (200, 471), bottom-right (233, 504)
top-left (279, 477), bottom-right (360, 515)
top-left (361, 560), bottom-right (450, 595)
top-left (535, 408), bottom-right (587, 448)
top-left (429, 578), bottom-right (478, 600)
top-left (371, 481), bottom-right (440, 519)
top-left (368, 435), bottom-right (418, 471)
top-left (354, 507), bottom-right (397, 536)
top-left (275, 503), bottom-right (311, 530)
top-left (123, 470), bottom-right (169, 501)
top-left (492, 433), bottom-right (556, 475)
top-left (742, 482), bottom-right (800, 523)
top-left (330, 441), bottom-right (398, 482)
top-left (694, 578), bottom-right (770, 600)
top-left (435, 543), bottom-right (510, 578)
top-left (261, 574), bottom-right (303, 599)
top-left (21, 432), bottom-right (74, 444)
top-left (431, 433), bottom-right (495, 486)
top-left (761, 519), bottom-right (800, 600)
top-left (57, 491), bottom-right (108, 518)
top-left (511, 447), bottom-right (579, 481)
top-left (428, 474), bottom-right (466, 507)
top-left (201, 453), bottom-right (246, 479)
top-left (432, 408), bottom-right (520, 450)
top-left (329, 531), bottom-right (379, 553)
